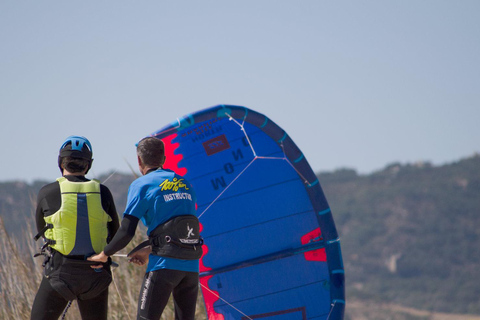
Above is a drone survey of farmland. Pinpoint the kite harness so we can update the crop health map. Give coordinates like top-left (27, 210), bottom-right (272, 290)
top-left (130, 215), bottom-right (204, 260)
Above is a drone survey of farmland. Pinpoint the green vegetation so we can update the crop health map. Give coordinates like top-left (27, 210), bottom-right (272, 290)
top-left (1, 155), bottom-right (479, 318)
top-left (320, 155), bottom-right (480, 315)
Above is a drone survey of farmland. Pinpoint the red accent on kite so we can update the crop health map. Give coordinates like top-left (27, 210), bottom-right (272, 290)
top-left (162, 134), bottom-right (187, 176)
top-left (200, 243), bottom-right (225, 320)
top-left (301, 228), bottom-right (327, 261)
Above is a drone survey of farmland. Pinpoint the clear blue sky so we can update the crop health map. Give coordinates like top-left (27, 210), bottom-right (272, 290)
top-left (1, 1), bottom-right (479, 183)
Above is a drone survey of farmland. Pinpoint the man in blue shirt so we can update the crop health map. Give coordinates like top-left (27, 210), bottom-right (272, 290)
top-left (89, 137), bottom-right (201, 320)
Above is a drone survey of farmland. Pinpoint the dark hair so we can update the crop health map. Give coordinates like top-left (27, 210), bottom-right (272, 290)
top-left (137, 137), bottom-right (165, 167)
top-left (61, 157), bottom-right (90, 173)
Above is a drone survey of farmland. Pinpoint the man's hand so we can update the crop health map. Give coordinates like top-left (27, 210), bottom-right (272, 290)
top-left (87, 251), bottom-right (108, 269)
top-left (128, 246), bottom-right (151, 266)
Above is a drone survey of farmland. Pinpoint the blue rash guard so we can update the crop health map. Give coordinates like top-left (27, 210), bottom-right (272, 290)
top-left (124, 168), bottom-right (199, 273)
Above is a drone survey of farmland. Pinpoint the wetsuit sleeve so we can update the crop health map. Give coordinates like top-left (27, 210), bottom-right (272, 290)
top-left (100, 185), bottom-right (120, 242)
top-left (35, 182), bottom-right (61, 234)
top-left (35, 194), bottom-right (46, 234)
top-left (103, 215), bottom-right (139, 256)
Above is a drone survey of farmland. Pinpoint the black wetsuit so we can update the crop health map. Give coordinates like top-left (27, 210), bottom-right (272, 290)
top-left (31, 175), bottom-right (120, 320)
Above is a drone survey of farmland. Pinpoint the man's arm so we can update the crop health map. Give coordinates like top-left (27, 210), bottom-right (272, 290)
top-left (100, 184), bottom-right (120, 241)
top-left (88, 215), bottom-right (139, 263)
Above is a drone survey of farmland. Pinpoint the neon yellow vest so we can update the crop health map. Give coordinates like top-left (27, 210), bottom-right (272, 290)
top-left (44, 177), bottom-right (112, 256)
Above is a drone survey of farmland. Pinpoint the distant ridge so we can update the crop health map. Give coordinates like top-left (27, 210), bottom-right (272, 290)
top-left (318, 154), bottom-right (480, 315)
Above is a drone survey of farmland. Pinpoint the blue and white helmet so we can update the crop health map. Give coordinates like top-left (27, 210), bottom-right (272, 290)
top-left (58, 136), bottom-right (93, 173)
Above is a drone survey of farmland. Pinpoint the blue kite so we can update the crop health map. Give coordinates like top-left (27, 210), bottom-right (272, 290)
top-left (149, 105), bottom-right (345, 320)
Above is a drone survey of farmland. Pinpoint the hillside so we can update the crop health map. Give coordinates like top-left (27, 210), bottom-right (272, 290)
top-left (319, 155), bottom-right (480, 315)
top-left (1, 155), bottom-right (479, 317)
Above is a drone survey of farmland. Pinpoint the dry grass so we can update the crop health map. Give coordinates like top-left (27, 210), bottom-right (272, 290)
top-left (0, 217), bottom-right (206, 320)
top-left (3, 215), bottom-right (479, 320)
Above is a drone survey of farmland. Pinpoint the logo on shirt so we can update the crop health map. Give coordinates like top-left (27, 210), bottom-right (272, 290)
top-left (159, 178), bottom-right (189, 192)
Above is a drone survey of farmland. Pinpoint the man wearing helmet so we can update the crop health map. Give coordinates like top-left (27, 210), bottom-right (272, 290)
top-left (31, 136), bottom-right (120, 320)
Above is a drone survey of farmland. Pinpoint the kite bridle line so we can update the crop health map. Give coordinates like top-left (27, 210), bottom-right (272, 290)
top-left (326, 300), bottom-right (338, 320)
top-left (111, 265), bottom-right (133, 320)
top-left (277, 142), bottom-right (311, 185)
top-left (110, 257), bottom-right (254, 319)
top-left (199, 279), bottom-right (338, 320)
top-left (225, 110), bottom-right (312, 184)
top-left (198, 157), bottom-right (256, 219)
top-left (99, 148), bottom-right (249, 319)
top-left (100, 111), bottom-right (326, 319)
top-left (199, 112), bottom-right (315, 221)
top-left (96, 173), bottom-right (132, 320)
top-left (100, 169), bottom-right (118, 184)
top-left (199, 282), bottom-right (254, 320)
top-left (225, 111), bottom-right (257, 158)
top-left (195, 112), bottom-right (330, 319)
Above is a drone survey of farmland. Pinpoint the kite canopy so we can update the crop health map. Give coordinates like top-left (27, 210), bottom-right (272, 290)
top-left (150, 105), bottom-right (345, 320)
